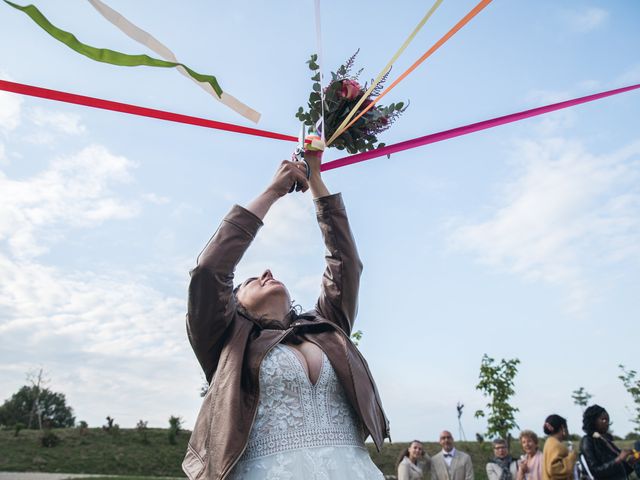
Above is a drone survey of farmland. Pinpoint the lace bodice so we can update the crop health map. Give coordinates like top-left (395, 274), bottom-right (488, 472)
top-left (241, 344), bottom-right (365, 461)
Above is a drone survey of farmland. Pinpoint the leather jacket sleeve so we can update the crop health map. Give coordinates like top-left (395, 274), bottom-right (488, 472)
top-left (580, 436), bottom-right (632, 479)
top-left (187, 205), bottom-right (263, 381)
top-left (313, 193), bottom-right (363, 335)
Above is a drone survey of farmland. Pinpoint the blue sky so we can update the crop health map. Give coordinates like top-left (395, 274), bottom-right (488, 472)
top-left (1, 0), bottom-right (639, 443)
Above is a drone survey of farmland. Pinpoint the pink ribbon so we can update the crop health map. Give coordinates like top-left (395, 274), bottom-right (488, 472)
top-left (321, 83), bottom-right (640, 171)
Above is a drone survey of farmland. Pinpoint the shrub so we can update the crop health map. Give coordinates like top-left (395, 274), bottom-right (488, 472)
top-left (102, 416), bottom-right (119, 435)
top-left (40, 429), bottom-right (60, 447)
top-left (77, 420), bottom-right (88, 436)
top-left (136, 419), bottom-right (149, 444)
top-left (168, 415), bottom-right (183, 445)
top-left (14, 422), bottom-right (25, 437)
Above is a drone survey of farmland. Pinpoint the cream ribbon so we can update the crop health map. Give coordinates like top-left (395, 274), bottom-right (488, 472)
top-left (326, 0), bottom-right (444, 146)
top-left (87, 0), bottom-right (261, 123)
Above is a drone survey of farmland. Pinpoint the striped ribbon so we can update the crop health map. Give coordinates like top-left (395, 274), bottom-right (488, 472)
top-left (4, 0), bottom-right (224, 98)
top-left (332, 0), bottom-right (493, 143)
top-left (85, 0), bottom-right (260, 123)
top-left (326, 0), bottom-right (444, 146)
top-left (1, 79), bottom-right (638, 172)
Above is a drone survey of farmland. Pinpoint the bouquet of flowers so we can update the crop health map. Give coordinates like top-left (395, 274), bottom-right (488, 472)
top-left (295, 50), bottom-right (408, 154)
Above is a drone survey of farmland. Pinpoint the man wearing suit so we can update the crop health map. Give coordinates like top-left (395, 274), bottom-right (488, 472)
top-left (431, 430), bottom-right (474, 480)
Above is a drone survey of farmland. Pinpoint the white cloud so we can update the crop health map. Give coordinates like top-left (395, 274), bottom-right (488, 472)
top-left (27, 106), bottom-right (86, 135)
top-left (0, 253), bottom-right (200, 428)
top-left (616, 64), bottom-right (640, 85)
top-left (0, 144), bottom-right (140, 259)
top-left (0, 89), bottom-right (22, 131)
top-left (448, 138), bottom-right (640, 313)
top-left (0, 134), bottom-right (198, 428)
top-left (254, 194), bottom-right (318, 250)
top-left (525, 89), bottom-right (576, 135)
top-left (564, 7), bottom-right (609, 33)
top-left (141, 192), bottom-right (170, 205)
top-left (0, 142), bottom-right (6, 166)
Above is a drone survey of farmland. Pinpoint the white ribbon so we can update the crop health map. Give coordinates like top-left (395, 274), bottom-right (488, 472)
top-left (87, 0), bottom-right (261, 123)
top-left (313, 0), bottom-right (325, 143)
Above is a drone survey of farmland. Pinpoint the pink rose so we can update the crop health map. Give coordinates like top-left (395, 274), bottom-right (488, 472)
top-left (339, 79), bottom-right (361, 100)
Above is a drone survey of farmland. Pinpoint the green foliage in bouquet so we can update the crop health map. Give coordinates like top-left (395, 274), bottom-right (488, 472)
top-left (296, 50), bottom-right (408, 154)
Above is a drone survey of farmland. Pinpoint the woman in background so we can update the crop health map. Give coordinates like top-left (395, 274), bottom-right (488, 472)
top-left (487, 438), bottom-right (518, 480)
top-left (397, 440), bottom-right (429, 480)
top-left (542, 414), bottom-right (577, 480)
top-left (517, 430), bottom-right (543, 480)
top-left (580, 404), bottom-right (635, 480)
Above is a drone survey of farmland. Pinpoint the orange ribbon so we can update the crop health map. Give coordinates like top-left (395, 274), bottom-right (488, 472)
top-left (331, 0), bottom-right (493, 143)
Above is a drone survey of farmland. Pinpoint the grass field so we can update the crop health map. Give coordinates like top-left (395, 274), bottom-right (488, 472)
top-left (0, 428), bottom-right (188, 477)
top-left (1, 428), bottom-right (638, 479)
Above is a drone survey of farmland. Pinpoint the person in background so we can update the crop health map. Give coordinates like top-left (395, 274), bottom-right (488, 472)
top-left (487, 438), bottom-right (519, 480)
top-left (398, 440), bottom-right (430, 480)
top-left (517, 430), bottom-right (543, 480)
top-left (542, 414), bottom-right (577, 480)
top-left (580, 404), bottom-right (636, 480)
top-left (431, 430), bottom-right (474, 480)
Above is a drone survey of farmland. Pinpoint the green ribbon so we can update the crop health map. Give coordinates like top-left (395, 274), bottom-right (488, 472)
top-left (4, 0), bottom-right (223, 97)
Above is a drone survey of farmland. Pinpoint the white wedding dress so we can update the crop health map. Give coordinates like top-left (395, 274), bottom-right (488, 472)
top-left (228, 344), bottom-right (385, 480)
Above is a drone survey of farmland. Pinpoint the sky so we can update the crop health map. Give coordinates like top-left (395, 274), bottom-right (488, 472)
top-left (1, 0), bottom-right (639, 444)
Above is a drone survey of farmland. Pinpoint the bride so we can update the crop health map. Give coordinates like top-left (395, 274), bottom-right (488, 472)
top-left (182, 147), bottom-right (389, 479)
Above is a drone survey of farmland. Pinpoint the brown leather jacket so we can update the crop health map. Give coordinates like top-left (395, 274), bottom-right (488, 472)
top-left (182, 193), bottom-right (390, 480)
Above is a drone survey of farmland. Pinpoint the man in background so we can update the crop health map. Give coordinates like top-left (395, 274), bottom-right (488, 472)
top-left (431, 430), bottom-right (474, 480)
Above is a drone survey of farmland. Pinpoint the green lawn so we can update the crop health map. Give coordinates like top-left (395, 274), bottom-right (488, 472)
top-left (0, 428), bottom-right (188, 477)
top-left (1, 428), bottom-right (637, 479)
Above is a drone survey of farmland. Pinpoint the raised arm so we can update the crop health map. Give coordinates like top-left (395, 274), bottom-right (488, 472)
top-left (306, 151), bottom-right (363, 335)
top-left (187, 160), bottom-right (310, 380)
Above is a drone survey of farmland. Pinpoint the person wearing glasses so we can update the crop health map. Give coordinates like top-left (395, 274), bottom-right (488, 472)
top-left (487, 438), bottom-right (519, 480)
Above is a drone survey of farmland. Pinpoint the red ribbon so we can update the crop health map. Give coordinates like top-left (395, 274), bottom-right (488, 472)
top-left (0, 79), bottom-right (296, 142)
top-left (2, 79), bottom-right (638, 172)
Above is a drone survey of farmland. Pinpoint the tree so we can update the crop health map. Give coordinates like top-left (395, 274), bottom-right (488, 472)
top-left (474, 354), bottom-right (520, 446)
top-left (26, 368), bottom-right (47, 429)
top-left (572, 387), bottom-right (593, 412)
top-left (168, 415), bottom-right (183, 445)
top-left (0, 385), bottom-right (75, 428)
top-left (618, 364), bottom-right (640, 434)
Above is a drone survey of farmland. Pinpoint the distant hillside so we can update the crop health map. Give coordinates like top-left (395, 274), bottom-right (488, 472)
top-left (2, 428), bottom-right (637, 479)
